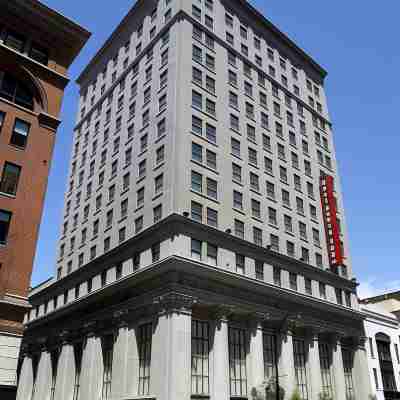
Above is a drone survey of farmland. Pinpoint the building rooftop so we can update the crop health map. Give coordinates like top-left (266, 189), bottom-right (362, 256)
top-left (1, 0), bottom-right (91, 67)
top-left (77, 0), bottom-right (327, 85)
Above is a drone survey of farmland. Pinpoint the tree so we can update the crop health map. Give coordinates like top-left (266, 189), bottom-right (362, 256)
top-left (290, 390), bottom-right (302, 400)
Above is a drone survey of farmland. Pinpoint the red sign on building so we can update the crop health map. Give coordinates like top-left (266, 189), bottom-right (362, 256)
top-left (320, 175), bottom-right (345, 270)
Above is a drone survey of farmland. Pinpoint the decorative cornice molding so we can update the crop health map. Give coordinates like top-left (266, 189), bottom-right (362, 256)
top-left (153, 292), bottom-right (197, 315)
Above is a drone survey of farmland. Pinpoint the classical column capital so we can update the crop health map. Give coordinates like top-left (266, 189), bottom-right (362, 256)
top-left (113, 309), bottom-right (130, 328)
top-left (248, 311), bottom-right (271, 330)
top-left (211, 305), bottom-right (236, 322)
top-left (153, 292), bottom-right (197, 315)
top-left (81, 320), bottom-right (98, 337)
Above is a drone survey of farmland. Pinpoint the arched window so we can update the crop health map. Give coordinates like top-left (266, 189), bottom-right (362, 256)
top-left (0, 70), bottom-right (34, 110)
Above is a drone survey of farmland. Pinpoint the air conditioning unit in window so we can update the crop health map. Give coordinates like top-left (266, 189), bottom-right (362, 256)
top-left (225, 228), bottom-right (232, 234)
top-left (183, 211), bottom-right (189, 218)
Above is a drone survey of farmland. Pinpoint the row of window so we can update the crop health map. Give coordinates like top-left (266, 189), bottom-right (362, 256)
top-left (189, 238), bottom-right (351, 307)
top-left (81, 0), bottom-right (173, 108)
top-left (28, 318), bottom-right (356, 400)
top-left (0, 27), bottom-right (49, 65)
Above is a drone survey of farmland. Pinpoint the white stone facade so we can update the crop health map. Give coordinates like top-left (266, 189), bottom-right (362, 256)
top-left (17, 0), bottom-right (373, 399)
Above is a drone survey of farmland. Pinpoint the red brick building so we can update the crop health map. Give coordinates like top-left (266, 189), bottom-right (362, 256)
top-left (0, 1), bottom-right (89, 397)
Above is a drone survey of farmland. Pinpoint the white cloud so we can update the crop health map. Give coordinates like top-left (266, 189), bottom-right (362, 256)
top-left (358, 277), bottom-right (400, 300)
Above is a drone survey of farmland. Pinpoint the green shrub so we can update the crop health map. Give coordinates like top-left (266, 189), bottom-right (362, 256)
top-left (290, 390), bottom-right (302, 400)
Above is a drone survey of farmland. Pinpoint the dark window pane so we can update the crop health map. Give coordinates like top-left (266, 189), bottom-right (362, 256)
top-left (0, 163), bottom-right (21, 195)
top-left (11, 119), bottom-right (30, 148)
top-left (29, 43), bottom-right (49, 65)
top-left (4, 31), bottom-right (25, 52)
top-left (0, 210), bottom-right (12, 244)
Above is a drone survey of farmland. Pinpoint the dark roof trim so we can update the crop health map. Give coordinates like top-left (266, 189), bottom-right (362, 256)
top-left (235, 0), bottom-right (327, 78)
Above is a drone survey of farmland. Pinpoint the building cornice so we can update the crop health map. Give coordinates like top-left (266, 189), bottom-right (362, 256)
top-left (77, 0), bottom-right (326, 85)
top-left (1, 0), bottom-right (91, 68)
top-left (73, 11), bottom-right (332, 136)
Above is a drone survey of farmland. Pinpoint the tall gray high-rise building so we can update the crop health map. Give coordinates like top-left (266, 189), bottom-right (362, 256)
top-left (17, 1), bottom-right (372, 399)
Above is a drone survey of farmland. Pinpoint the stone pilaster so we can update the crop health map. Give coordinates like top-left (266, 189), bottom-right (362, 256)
top-left (16, 355), bottom-right (34, 400)
top-left (352, 337), bottom-right (373, 400)
top-left (307, 332), bottom-right (322, 400)
top-left (33, 341), bottom-right (52, 400)
top-left (53, 332), bottom-right (75, 400)
top-left (111, 312), bottom-right (129, 399)
top-left (332, 336), bottom-right (346, 400)
top-left (212, 306), bottom-right (232, 400)
top-left (79, 323), bottom-right (103, 400)
top-left (278, 328), bottom-right (296, 398)
top-left (151, 292), bottom-right (196, 400)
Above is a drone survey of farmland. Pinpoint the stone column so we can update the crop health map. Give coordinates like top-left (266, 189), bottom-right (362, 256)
top-left (125, 322), bottom-right (139, 397)
top-left (248, 315), bottom-right (268, 391)
top-left (278, 329), bottom-right (296, 398)
top-left (352, 337), bottom-right (373, 400)
top-left (111, 315), bottom-right (129, 399)
top-left (16, 354), bottom-right (34, 400)
top-left (212, 308), bottom-right (230, 400)
top-left (79, 324), bottom-right (103, 400)
top-left (332, 336), bottom-right (346, 400)
top-left (54, 333), bottom-right (75, 400)
top-left (151, 292), bottom-right (195, 400)
top-left (33, 344), bottom-right (52, 400)
top-left (307, 332), bottom-right (322, 400)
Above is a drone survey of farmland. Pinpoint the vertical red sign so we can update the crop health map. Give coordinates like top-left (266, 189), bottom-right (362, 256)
top-left (320, 175), bottom-right (344, 270)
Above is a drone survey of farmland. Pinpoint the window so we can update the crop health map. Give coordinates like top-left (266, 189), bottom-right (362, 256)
top-left (251, 199), bottom-right (261, 219)
top-left (192, 91), bottom-right (202, 110)
top-left (0, 210), bottom-right (12, 245)
top-left (319, 343), bottom-right (334, 398)
top-left (49, 350), bottom-right (59, 400)
top-left (229, 328), bottom-right (247, 397)
top-left (156, 146), bottom-right (165, 165)
top-left (250, 172), bottom-right (259, 192)
top-left (248, 148), bottom-right (257, 166)
top-left (290, 273), bottom-right (298, 291)
top-left (234, 219), bottom-right (244, 239)
top-left (0, 71), bottom-right (34, 110)
top-left (263, 333), bottom-right (276, 381)
top-left (284, 215), bottom-right (293, 233)
top-left (191, 171), bottom-right (202, 193)
top-left (305, 278), bottom-right (312, 295)
top-left (0, 162), bottom-right (21, 196)
top-left (137, 323), bottom-right (152, 396)
top-left (273, 266), bottom-right (281, 286)
top-left (270, 234), bottom-right (279, 252)
top-left (335, 288), bottom-right (343, 305)
top-left (231, 138), bottom-right (240, 157)
top-left (155, 174), bottom-right (164, 195)
top-left (253, 227), bottom-right (262, 246)
top-left (152, 243), bottom-right (160, 262)
top-left (135, 216), bottom-right (143, 233)
top-left (232, 164), bottom-right (242, 183)
top-left (293, 338), bottom-right (309, 399)
top-left (191, 201), bottom-right (203, 222)
top-left (192, 320), bottom-right (210, 395)
top-left (319, 283), bottom-right (326, 299)
top-left (137, 188), bottom-right (145, 208)
top-left (153, 205), bottom-right (162, 223)
top-left (233, 191), bottom-right (243, 210)
top-left (101, 335), bottom-right (114, 400)
top-left (342, 348), bottom-right (355, 399)
top-left (230, 114), bottom-right (239, 131)
top-left (255, 260), bottom-right (264, 280)
top-left (10, 119), bottom-right (30, 148)
top-left (207, 208), bottom-right (218, 228)
top-left (191, 239), bottom-right (202, 260)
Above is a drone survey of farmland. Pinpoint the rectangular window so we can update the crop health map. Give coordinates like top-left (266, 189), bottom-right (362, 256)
top-left (234, 219), bottom-right (244, 239)
top-left (319, 343), bottom-right (334, 398)
top-left (255, 260), bottom-right (264, 280)
top-left (206, 207), bottom-right (218, 228)
top-left (11, 119), bottom-right (30, 148)
top-left (236, 254), bottom-right (245, 275)
top-left (152, 243), bottom-right (160, 262)
top-left (342, 348), bottom-right (355, 399)
top-left (191, 320), bottom-right (210, 395)
top-left (263, 333), bottom-right (276, 380)
top-left (138, 323), bottom-right (152, 396)
top-left (191, 239), bottom-right (202, 261)
top-left (293, 338), bottom-right (309, 399)
top-left (191, 171), bottom-right (202, 193)
top-left (0, 210), bottom-right (12, 245)
top-left (101, 335), bottom-right (114, 400)
top-left (191, 201), bottom-right (203, 222)
top-left (207, 243), bottom-right (218, 265)
top-left (0, 162), bottom-right (21, 196)
top-left (229, 328), bottom-right (247, 397)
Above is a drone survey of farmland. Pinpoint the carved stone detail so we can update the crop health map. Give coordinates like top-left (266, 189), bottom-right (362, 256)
top-left (153, 292), bottom-right (197, 314)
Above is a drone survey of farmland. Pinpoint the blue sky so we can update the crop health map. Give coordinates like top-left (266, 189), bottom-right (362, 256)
top-left (33, 0), bottom-right (400, 297)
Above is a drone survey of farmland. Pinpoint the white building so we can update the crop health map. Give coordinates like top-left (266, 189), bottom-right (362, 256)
top-left (17, 0), bottom-right (373, 399)
top-left (362, 293), bottom-right (400, 400)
